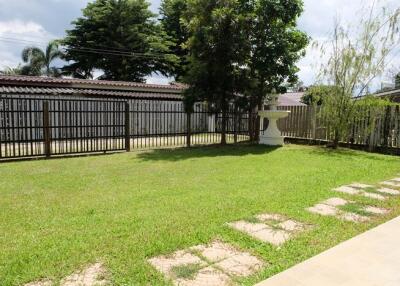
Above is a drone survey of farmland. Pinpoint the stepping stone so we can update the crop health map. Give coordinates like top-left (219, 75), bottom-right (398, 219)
top-left (376, 187), bottom-right (400, 195)
top-left (175, 266), bottom-right (231, 286)
top-left (364, 206), bottom-right (389, 215)
top-left (391, 178), bottom-right (400, 182)
top-left (307, 203), bottom-right (339, 216)
top-left (255, 213), bottom-right (286, 222)
top-left (60, 263), bottom-right (108, 286)
top-left (190, 241), bottom-right (241, 263)
top-left (340, 212), bottom-right (370, 223)
top-left (322, 197), bottom-right (349, 207)
top-left (24, 280), bottom-right (52, 286)
top-left (214, 252), bottom-right (264, 277)
top-left (349, 183), bottom-right (374, 189)
top-left (228, 220), bottom-right (290, 246)
top-left (251, 228), bottom-right (291, 246)
top-left (149, 241), bottom-right (263, 286)
top-left (362, 192), bottom-right (386, 201)
top-left (333, 186), bottom-right (360, 195)
top-left (277, 219), bottom-right (305, 232)
top-left (148, 250), bottom-right (206, 276)
top-left (381, 180), bottom-right (400, 188)
top-left (333, 185), bottom-right (386, 200)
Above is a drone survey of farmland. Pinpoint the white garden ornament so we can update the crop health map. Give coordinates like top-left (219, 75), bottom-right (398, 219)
top-left (258, 91), bottom-right (290, 146)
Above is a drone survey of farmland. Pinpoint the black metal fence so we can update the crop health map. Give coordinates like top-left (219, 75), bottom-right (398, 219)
top-left (0, 95), bottom-right (253, 160)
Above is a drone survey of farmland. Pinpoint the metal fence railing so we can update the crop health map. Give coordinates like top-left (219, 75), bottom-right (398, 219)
top-left (0, 95), bottom-right (254, 160)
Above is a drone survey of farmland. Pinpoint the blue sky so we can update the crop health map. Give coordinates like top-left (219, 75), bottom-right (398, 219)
top-left (0, 0), bottom-right (398, 87)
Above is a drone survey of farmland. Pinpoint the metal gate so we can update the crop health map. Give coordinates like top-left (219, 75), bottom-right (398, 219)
top-left (0, 97), bottom-right (126, 159)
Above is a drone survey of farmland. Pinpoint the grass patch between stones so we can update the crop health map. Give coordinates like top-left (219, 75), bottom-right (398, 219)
top-left (170, 263), bottom-right (203, 280)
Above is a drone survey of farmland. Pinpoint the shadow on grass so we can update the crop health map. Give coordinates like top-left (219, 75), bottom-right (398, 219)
top-left (136, 143), bottom-right (280, 162)
top-left (306, 145), bottom-right (398, 161)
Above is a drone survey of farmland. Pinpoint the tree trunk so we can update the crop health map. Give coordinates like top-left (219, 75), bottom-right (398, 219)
top-left (331, 129), bottom-right (340, 149)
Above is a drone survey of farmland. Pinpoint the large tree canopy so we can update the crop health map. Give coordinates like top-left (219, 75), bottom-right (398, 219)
top-left (62, 0), bottom-right (178, 81)
top-left (244, 0), bottom-right (308, 108)
top-left (183, 0), bottom-right (251, 144)
top-left (182, 0), bottom-right (308, 143)
top-left (159, 0), bottom-right (189, 81)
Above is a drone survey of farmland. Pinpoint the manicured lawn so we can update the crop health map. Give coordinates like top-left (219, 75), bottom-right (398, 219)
top-left (1, 144), bottom-right (399, 285)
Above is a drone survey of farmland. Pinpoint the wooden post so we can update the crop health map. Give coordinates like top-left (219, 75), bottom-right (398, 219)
top-left (125, 102), bottom-right (131, 152)
top-left (311, 106), bottom-right (317, 141)
top-left (186, 112), bottom-right (191, 147)
top-left (43, 101), bottom-right (51, 158)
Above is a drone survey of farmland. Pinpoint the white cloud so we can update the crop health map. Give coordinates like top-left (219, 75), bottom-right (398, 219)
top-left (0, 20), bottom-right (57, 69)
top-left (0, 20), bottom-right (47, 35)
top-left (297, 0), bottom-right (400, 89)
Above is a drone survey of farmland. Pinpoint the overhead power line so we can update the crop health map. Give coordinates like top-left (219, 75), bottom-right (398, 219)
top-left (0, 36), bottom-right (177, 59)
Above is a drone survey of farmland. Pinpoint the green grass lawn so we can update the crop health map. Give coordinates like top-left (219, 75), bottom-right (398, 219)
top-left (1, 144), bottom-right (400, 285)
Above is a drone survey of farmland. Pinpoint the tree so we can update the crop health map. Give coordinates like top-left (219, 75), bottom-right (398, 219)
top-left (183, 0), bottom-right (251, 144)
top-left (235, 0), bottom-right (308, 141)
top-left (316, 2), bottom-right (400, 148)
top-left (160, 0), bottom-right (189, 81)
top-left (62, 0), bottom-right (178, 81)
top-left (301, 85), bottom-right (338, 106)
top-left (21, 41), bottom-right (62, 77)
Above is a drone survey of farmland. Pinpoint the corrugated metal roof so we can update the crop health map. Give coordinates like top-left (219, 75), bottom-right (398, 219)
top-left (279, 92), bottom-right (306, 106)
top-left (0, 75), bottom-right (184, 91)
top-left (0, 86), bottom-right (183, 100)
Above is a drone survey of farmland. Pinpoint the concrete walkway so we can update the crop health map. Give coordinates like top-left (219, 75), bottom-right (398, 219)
top-left (256, 216), bottom-right (400, 286)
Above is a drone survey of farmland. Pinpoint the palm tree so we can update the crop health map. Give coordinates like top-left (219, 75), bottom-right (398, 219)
top-left (21, 41), bottom-right (63, 77)
top-left (0, 65), bottom-right (23, 75)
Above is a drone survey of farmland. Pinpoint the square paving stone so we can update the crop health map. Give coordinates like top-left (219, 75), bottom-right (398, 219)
top-left (323, 197), bottom-right (349, 207)
top-left (228, 220), bottom-right (268, 233)
top-left (148, 250), bottom-right (206, 276)
top-left (214, 253), bottom-right (264, 277)
top-left (60, 263), bottom-right (108, 286)
top-left (149, 241), bottom-right (265, 285)
top-left (228, 221), bottom-right (291, 246)
top-left (307, 203), bottom-right (338, 216)
top-left (381, 181), bottom-right (400, 188)
top-left (376, 188), bottom-right (400, 195)
top-left (340, 212), bottom-right (370, 222)
top-left (362, 192), bottom-right (386, 200)
top-left (333, 186), bottom-right (361, 195)
top-left (24, 280), bottom-right (52, 286)
top-left (175, 266), bottom-right (231, 286)
top-left (277, 220), bottom-right (305, 232)
top-left (251, 228), bottom-right (291, 246)
top-left (364, 206), bottom-right (389, 215)
top-left (190, 241), bottom-right (240, 263)
top-left (255, 213), bottom-right (286, 222)
top-left (349, 183), bottom-right (374, 189)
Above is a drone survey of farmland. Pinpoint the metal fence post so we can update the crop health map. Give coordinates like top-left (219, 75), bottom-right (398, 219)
top-left (234, 105), bottom-right (238, 144)
top-left (43, 101), bottom-right (51, 158)
top-left (125, 102), bottom-right (131, 152)
top-left (186, 112), bottom-right (191, 147)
